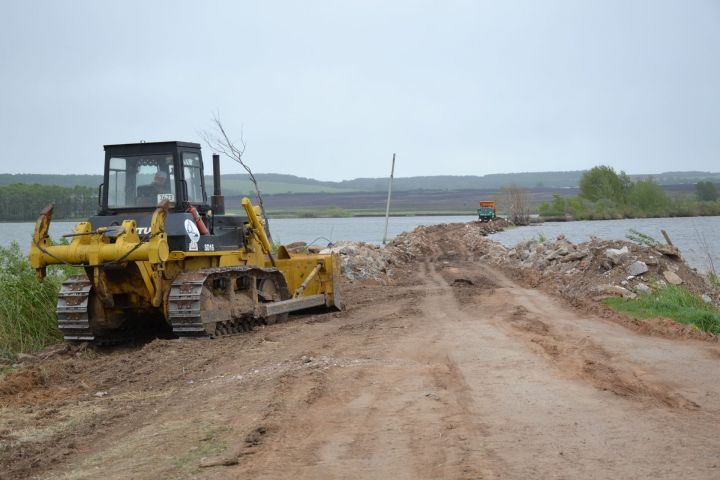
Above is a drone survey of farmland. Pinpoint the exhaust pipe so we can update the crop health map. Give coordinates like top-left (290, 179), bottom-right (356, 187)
top-left (210, 153), bottom-right (225, 215)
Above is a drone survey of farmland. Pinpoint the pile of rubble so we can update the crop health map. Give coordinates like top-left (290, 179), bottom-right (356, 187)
top-left (485, 234), bottom-right (718, 306)
top-left (290, 219), bottom-right (718, 309)
top-left (291, 219), bottom-right (510, 281)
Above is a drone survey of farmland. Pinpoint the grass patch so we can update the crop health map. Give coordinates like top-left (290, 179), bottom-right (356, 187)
top-left (0, 242), bottom-right (77, 360)
top-left (604, 285), bottom-right (720, 334)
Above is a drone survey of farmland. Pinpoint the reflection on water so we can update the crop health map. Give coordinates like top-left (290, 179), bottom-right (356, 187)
top-left (4, 215), bottom-right (718, 273)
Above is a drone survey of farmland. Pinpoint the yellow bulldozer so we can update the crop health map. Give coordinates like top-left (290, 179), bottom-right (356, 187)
top-left (29, 141), bottom-right (342, 344)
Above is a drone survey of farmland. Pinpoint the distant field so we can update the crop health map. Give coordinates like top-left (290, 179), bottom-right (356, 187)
top-left (233, 183), bottom-right (700, 217)
top-left (231, 188), bottom-right (569, 217)
top-left (220, 179), bottom-right (358, 195)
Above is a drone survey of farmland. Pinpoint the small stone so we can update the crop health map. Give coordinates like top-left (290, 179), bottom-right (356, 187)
top-left (701, 294), bottom-right (713, 304)
top-left (199, 456), bottom-right (239, 468)
top-left (626, 261), bottom-right (649, 276)
top-left (663, 270), bottom-right (683, 285)
top-left (519, 250), bottom-right (530, 261)
top-left (95, 391), bottom-right (108, 398)
top-left (635, 283), bottom-right (652, 294)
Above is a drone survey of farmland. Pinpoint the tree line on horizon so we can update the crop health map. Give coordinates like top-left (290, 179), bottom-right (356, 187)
top-left (2, 170), bottom-right (720, 196)
top-left (0, 184), bottom-right (97, 222)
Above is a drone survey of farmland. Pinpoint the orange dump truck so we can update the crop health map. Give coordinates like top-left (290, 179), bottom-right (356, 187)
top-left (477, 201), bottom-right (496, 222)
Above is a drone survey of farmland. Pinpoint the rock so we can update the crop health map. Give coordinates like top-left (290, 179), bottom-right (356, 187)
top-left (598, 285), bottom-right (637, 299)
top-left (604, 246), bottom-right (629, 265)
top-left (284, 241), bottom-right (307, 253)
top-left (701, 294), bottom-right (713, 304)
top-left (546, 248), bottom-right (568, 261)
top-left (564, 249), bottom-right (589, 262)
top-left (519, 250), bottom-right (530, 261)
top-left (635, 283), bottom-right (652, 294)
top-left (645, 256), bottom-right (658, 266)
top-left (656, 244), bottom-right (682, 260)
top-left (663, 270), bottom-right (683, 285)
top-left (626, 261), bottom-right (649, 276)
top-left (199, 456), bottom-right (239, 468)
top-left (95, 391), bottom-right (108, 398)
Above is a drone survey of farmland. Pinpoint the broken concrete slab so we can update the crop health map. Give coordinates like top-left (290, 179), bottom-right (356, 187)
top-left (663, 270), bottom-right (683, 285)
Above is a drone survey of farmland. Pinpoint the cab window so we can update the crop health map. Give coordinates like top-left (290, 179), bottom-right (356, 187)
top-left (107, 155), bottom-right (175, 208)
top-left (182, 152), bottom-right (204, 203)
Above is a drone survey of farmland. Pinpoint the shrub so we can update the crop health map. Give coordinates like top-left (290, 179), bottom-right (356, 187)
top-left (0, 242), bottom-right (70, 360)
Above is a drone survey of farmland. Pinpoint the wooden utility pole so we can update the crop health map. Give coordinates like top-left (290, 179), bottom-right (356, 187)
top-left (382, 153), bottom-right (396, 245)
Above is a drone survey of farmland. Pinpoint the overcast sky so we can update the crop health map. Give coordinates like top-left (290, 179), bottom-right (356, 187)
top-left (1, 0), bottom-right (718, 181)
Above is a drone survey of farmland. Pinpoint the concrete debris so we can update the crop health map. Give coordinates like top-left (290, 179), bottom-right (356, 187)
top-left (626, 261), bottom-right (649, 277)
top-left (655, 244), bottom-right (682, 260)
top-left (326, 220), bottom-right (511, 281)
top-left (321, 220), bottom-right (716, 312)
top-left (598, 285), bottom-right (637, 299)
top-left (604, 246), bottom-right (629, 265)
top-left (663, 270), bottom-right (683, 285)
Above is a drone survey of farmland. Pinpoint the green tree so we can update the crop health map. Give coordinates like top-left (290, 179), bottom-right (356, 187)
top-left (627, 179), bottom-right (670, 214)
top-left (579, 166), bottom-right (630, 203)
top-left (538, 194), bottom-right (567, 217)
top-left (696, 181), bottom-right (718, 202)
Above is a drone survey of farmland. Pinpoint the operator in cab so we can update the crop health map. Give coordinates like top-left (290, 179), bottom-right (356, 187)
top-left (151, 170), bottom-right (170, 194)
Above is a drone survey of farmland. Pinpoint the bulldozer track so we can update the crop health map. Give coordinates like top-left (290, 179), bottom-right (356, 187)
top-left (56, 275), bottom-right (94, 342)
top-left (56, 274), bottom-right (141, 345)
top-left (168, 266), bottom-right (291, 337)
top-left (57, 267), bottom-right (293, 344)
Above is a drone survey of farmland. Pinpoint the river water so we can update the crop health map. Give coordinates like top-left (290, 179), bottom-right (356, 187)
top-left (4, 215), bottom-right (719, 272)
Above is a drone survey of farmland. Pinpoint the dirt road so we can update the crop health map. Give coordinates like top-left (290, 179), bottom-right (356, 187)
top-left (3, 250), bottom-right (720, 479)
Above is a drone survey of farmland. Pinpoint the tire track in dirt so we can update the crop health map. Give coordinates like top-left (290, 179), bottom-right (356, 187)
top-left (442, 260), bottom-right (701, 410)
top-left (204, 265), bottom-right (508, 480)
top-left (422, 256), bottom-right (720, 479)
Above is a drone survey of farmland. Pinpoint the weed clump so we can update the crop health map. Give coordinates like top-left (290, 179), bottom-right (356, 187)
top-left (604, 285), bottom-right (720, 335)
top-left (0, 242), bottom-right (73, 360)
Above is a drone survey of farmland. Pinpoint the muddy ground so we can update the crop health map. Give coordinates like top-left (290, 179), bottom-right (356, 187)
top-left (2, 222), bottom-right (720, 479)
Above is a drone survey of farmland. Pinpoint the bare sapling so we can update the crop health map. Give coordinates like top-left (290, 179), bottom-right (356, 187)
top-left (201, 115), bottom-right (274, 243)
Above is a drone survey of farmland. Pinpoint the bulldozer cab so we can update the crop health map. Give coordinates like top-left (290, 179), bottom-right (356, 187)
top-left (101, 141), bottom-right (207, 215)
